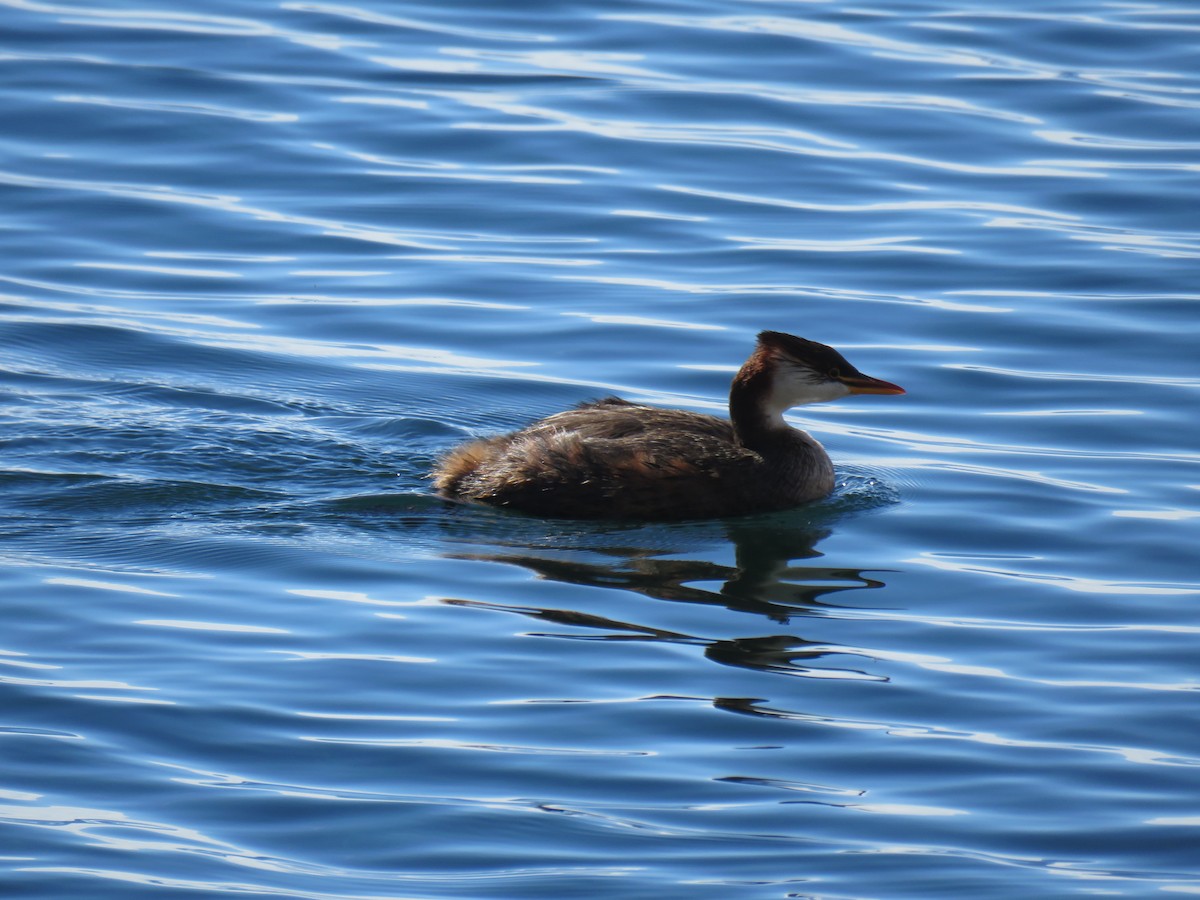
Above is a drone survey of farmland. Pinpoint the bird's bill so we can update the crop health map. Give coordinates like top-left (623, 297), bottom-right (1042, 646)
top-left (841, 374), bottom-right (906, 395)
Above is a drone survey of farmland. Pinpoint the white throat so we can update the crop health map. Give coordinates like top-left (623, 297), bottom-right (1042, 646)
top-left (764, 368), bottom-right (850, 424)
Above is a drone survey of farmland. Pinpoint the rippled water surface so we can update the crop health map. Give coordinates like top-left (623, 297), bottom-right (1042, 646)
top-left (3, 1), bottom-right (1200, 896)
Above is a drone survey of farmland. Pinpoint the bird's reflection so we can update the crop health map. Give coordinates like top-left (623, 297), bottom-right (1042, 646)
top-left (437, 508), bottom-right (891, 684)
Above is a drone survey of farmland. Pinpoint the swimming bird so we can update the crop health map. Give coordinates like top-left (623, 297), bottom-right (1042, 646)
top-left (432, 331), bottom-right (904, 520)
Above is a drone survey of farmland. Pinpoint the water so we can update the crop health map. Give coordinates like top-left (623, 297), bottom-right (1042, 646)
top-left (3, 0), bottom-right (1199, 896)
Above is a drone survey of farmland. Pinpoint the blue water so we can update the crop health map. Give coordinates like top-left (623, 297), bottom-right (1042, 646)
top-left (3, 0), bottom-right (1199, 896)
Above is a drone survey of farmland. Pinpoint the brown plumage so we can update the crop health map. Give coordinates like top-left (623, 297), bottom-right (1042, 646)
top-left (431, 331), bottom-right (904, 521)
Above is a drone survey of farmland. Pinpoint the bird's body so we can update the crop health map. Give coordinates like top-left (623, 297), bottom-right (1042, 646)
top-left (434, 396), bottom-right (833, 520)
top-left (432, 331), bottom-right (903, 521)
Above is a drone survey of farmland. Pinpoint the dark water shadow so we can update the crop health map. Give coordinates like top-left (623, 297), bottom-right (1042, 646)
top-left (430, 498), bottom-right (895, 685)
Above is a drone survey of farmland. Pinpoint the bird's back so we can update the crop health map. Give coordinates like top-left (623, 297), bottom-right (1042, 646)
top-left (433, 398), bottom-right (790, 520)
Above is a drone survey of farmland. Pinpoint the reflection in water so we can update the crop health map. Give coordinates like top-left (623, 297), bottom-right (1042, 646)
top-left (439, 513), bottom-right (890, 684)
top-left (705, 634), bottom-right (884, 683)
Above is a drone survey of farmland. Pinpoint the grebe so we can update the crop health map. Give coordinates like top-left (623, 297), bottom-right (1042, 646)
top-left (432, 331), bottom-right (904, 521)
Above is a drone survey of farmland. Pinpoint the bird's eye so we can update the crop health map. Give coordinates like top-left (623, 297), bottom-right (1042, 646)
top-left (828, 367), bottom-right (841, 379)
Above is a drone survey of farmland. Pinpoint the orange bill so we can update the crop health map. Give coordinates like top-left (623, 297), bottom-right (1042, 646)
top-left (841, 374), bottom-right (905, 395)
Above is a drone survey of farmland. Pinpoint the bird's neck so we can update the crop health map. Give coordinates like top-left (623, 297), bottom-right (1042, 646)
top-left (729, 350), bottom-right (791, 453)
top-left (729, 351), bottom-right (834, 498)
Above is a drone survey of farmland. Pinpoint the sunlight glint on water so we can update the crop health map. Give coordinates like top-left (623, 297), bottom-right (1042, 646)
top-left (2, 0), bottom-right (1199, 897)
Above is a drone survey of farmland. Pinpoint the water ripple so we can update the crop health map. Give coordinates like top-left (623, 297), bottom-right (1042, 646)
top-left (55, 94), bottom-right (297, 123)
top-left (910, 553), bottom-right (1200, 598)
top-left (284, 1), bottom-right (555, 43)
top-left (0, 169), bottom-right (471, 252)
top-left (5, 0), bottom-right (1200, 895)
